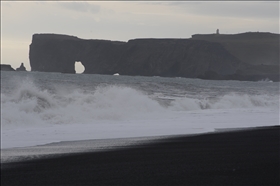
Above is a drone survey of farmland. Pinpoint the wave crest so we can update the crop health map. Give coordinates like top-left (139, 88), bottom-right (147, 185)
top-left (169, 93), bottom-right (278, 111)
top-left (1, 78), bottom-right (278, 127)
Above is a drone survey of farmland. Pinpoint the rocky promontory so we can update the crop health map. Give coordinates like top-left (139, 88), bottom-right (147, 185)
top-left (1, 64), bottom-right (15, 71)
top-left (29, 32), bottom-right (279, 81)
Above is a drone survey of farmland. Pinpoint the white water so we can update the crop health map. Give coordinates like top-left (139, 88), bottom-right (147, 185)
top-left (1, 72), bottom-right (279, 149)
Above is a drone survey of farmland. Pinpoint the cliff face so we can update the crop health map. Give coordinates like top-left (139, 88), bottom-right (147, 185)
top-left (117, 39), bottom-right (240, 78)
top-left (29, 34), bottom-right (125, 74)
top-left (191, 32), bottom-right (279, 66)
top-left (29, 33), bottom-right (279, 81)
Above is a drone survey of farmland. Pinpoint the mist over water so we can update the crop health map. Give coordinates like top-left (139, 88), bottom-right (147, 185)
top-left (1, 71), bottom-right (279, 148)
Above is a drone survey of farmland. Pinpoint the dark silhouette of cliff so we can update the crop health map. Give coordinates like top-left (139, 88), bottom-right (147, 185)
top-left (191, 32), bottom-right (279, 66)
top-left (1, 64), bottom-right (15, 71)
top-left (29, 32), bottom-right (280, 81)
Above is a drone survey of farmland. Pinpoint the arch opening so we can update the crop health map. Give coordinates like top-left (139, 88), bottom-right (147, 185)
top-left (75, 61), bottom-right (85, 74)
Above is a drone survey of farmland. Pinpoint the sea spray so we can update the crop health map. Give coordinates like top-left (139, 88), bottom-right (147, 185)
top-left (169, 93), bottom-right (278, 111)
top-left (2, 78), bottom-right (278, 127)
top-left (1, 71), bottom-right (279, 149)
top-left (1, 81), bottom-right (166, 126)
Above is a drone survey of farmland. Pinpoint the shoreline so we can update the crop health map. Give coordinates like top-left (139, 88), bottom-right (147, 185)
top-left (1, 125), bottom-right (279, 185)
top-left (0, 126), bottom-right (270, 163)
top-left (1, 70), bottom-right (279, 82)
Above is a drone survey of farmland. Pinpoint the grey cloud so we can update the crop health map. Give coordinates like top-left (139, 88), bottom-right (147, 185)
top-left (2, 2), bottom-right (12, 7)
top-left (57, 2), bottom-right (100, 14)
top-left (89, 5), bottom-right (100, 14)
top-left (167, 2), bottom-right (279, 19)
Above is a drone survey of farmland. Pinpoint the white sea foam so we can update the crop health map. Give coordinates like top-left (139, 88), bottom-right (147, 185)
top-left (169, 93), bottom-right (278, 111)
top-left (1, 81), bottom-right (165, 127)
top-left (1, 79), bottom-right (278, 127)
top-left (1, 76), bottom-right (279, 149)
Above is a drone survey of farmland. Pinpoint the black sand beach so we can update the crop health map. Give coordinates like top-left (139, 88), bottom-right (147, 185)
top-left (1, 126), bottom-right (279, 185)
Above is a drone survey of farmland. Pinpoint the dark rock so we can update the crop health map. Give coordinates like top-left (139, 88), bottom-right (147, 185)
top-left (29, 34), bottom-right (125, 74)
top-left (29, 32), bottom-right (280, 81)
top-left (191, 32), bottom-right (280, 81)
top-left (1, 64), bottom-right (15, 71)
top-left (191, 32), bottom-right (279, 66)
top-left (16, 63), bottom-right (27, 71)
top-left (117, 39), bottom-right (241, 78)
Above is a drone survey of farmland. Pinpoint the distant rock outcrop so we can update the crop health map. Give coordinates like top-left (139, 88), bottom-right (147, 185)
top-left (16, 63), bottom-right (27, 71)
top-left (1, 64), bottom-right (15, 71)
top-left (29, 32), bottom-right (280, 81)
top-left (191, 32), bottom-right (279, 66)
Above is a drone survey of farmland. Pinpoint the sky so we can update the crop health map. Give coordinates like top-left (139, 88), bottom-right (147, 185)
top-left (1, 1), bottom-right (279, 72)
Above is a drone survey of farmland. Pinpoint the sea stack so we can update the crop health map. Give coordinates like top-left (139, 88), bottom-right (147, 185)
top-left (16, 63), bottom-right (27, 71)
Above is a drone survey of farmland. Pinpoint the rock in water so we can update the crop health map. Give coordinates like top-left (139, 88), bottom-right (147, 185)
top-left (16, 63), bottom-right (27, 71)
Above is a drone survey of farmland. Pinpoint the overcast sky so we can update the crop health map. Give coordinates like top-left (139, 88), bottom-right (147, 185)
top-left (1, 1), bottom-right (279, 72)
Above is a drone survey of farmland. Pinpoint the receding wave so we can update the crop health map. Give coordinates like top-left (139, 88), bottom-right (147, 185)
top-left (169, 93), bottom-right (278, 111)
top-left (1, 79), bottom-right (278, 126)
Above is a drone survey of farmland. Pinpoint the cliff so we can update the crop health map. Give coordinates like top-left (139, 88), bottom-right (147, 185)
top-left (1, 64), bottom-right (15, 71)
top-left (29, 32), bottom-right (280, 81)
top-left (29, 34), bottom-right (125, 74)
top-left (191, 32), bottom-right (279, 66)
top-left (118, 39), bottom-right (241, 78)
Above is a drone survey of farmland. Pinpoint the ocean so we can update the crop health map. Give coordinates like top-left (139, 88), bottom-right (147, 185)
top-left (1, 71), bottom-right (279, 149)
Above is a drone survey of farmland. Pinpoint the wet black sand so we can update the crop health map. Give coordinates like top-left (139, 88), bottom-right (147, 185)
top-left (1, 126), bottom-right (279, 185)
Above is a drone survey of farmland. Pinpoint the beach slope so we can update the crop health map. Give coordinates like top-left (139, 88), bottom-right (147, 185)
top-left (1, 126), bottom-right (279, 185)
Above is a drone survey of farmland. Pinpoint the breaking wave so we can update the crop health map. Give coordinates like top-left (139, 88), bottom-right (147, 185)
top-left (169, 93), bottom-right (278, 111)
top-left (1, 78), bottom-right (278, 127)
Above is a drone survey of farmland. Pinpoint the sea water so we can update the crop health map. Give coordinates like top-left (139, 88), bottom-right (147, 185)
top-left (1, 71), bottom-right (279, 149)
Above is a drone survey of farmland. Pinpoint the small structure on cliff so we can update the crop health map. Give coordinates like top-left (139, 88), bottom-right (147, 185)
top-left (16, 63), bottom-right (27, 71)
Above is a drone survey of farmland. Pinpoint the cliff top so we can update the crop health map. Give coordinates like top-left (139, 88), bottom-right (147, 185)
top-left (33, 33), bottom-right (80, 41)
top-left (191, 32), bottom-right (279, 66)
top-left (191, 32), bottom-right (279, 41)
top-left (33, 32), bottom-right (279, 43)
